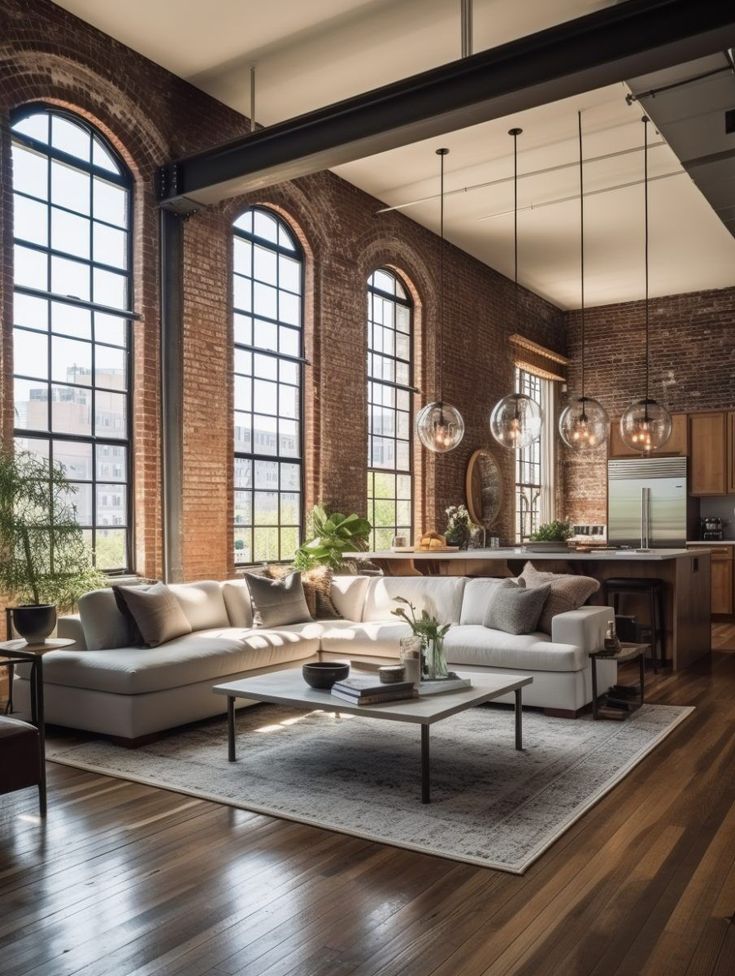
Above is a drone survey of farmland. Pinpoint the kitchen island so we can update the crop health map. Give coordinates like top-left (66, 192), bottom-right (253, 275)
top-left (347, 548), bottom-right (711, 671)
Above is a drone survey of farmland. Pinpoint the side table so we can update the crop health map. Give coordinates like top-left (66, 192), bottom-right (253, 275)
top-left (0, 637), bottom-right (75, 815)
top-left (589, 642), bottom-right (650, 721)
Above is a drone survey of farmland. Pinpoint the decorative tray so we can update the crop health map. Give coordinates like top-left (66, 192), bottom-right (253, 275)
top-left (415, 546), bottom-right (461, 553)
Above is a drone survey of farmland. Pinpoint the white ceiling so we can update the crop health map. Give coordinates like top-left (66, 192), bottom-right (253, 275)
top-left (53, 0), bottom-right (735, 309)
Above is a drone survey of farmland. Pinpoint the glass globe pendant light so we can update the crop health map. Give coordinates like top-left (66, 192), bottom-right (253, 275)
top-left (416, 147), bottom-right (465, 453)
top-left (559, 111), bottom-right (609, 451)
top-left (489, 128), bottom-right (542, 450)
top-left (619, 116), bottom-right (672, 454)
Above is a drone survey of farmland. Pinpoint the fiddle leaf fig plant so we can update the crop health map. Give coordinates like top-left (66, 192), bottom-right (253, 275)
top-left (0, 446), bottom-right (105, 611)
top-left (293, 505), bottom-right (372, 572)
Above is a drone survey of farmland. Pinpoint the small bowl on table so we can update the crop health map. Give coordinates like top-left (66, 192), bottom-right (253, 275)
top-left (302, 661), bottom-right (350, 690)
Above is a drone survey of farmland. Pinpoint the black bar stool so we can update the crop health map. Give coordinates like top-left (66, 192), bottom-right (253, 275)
top-left (602, 578), bottom-right (666, 672)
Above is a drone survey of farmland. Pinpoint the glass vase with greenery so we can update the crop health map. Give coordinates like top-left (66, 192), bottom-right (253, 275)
top-left (444, 503), bottom-right (472, 549)
top-left (0, 447), bottom-right (105, 641)
top-left (391, 596), bottom-right (450, 680)
top-left (293, 505), bottom-right (372, 572)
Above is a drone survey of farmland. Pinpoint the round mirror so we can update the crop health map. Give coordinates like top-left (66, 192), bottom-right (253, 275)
top-left (465, 448), bottom-right (503, 527)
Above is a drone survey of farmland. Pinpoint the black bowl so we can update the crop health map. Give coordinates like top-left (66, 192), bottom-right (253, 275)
top-left (302, 661), bottom-right (350, 689)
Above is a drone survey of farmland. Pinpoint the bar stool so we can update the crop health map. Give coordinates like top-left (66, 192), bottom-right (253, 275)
top-left (602, 578), bottom-right (666, 672)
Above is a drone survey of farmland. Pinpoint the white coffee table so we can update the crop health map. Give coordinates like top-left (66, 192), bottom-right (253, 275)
top-left (213, 670), bottom-right (533, 803)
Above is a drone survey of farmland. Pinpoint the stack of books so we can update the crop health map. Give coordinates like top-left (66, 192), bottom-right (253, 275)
top-left (331, 676), bottom-right (417, 705)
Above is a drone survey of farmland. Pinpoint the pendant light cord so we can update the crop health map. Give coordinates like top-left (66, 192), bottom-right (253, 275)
top-left (513, 131), bottom-right (519, 328)
top-left (436, 147), bottom-right (449, 407)
top-left (643, 115), bottom-right (650, 405)
top-left (578, 110), bottom-right (585, 404)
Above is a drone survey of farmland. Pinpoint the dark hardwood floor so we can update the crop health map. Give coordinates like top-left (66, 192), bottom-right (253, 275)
top-left (2, 629), bottom-right (734, 976)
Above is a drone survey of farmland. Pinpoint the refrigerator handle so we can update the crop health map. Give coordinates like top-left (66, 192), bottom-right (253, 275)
top-left (641, 486), bottom-right (650, 549)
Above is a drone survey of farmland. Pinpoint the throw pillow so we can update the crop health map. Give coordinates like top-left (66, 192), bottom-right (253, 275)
top-left (245, 571), bottom-right (313, 628)
top-left (113, 582), bottom-right (192, 648)
top-left (483, 578), bottom-right (550, 635)
top-left (520, 561), bottom-right (600, 634)
top-left (265, 564), bottom-right (342, 620)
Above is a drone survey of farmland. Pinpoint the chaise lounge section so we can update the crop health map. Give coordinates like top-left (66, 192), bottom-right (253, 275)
top-left (12, 575), bottom-right (616, 742)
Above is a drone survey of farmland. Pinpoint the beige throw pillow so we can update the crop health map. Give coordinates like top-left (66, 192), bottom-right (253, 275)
top-left (245, 571), bottom-right (313, 628)
top-left (113, 582), bottom-right (192, 647)
top-left (520, 561), bottom-right (600, 634)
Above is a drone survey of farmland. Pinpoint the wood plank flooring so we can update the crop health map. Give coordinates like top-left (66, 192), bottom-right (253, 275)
top-left (1, 628), bottom-right (734, 976)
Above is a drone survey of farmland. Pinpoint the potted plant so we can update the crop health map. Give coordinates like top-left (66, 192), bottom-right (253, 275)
top-left (391, 596), bottom-right (450, 680)
top-left (293, 505), bottom-right (372, 572)
top-left (0, 447), bottom-right (104, 642)
top-left (526, 519), bottom-right (573, 553)
top-left (444, 504), bottom-right (472, 549)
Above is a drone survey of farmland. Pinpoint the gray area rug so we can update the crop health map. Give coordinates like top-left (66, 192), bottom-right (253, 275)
top-left (48, 702), bottom-right (693, 874)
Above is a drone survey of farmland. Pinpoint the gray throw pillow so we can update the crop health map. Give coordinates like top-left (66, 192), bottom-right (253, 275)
top-left (245, 571), bottom-right (313, 628)
top-left (483, 579), bottom-right (551, 635)
top-left (520, 561), bottom-right (600, 634)
top-left (113, 582), bottom-right (192, 647)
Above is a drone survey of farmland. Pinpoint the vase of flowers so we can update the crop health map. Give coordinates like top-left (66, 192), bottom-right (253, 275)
top-left (444, 504), bottom-right (472, 550)
top-left (391, 596), bottom-right (450, 680)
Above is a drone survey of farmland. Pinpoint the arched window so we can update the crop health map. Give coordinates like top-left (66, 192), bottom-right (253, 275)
top-left (11, 107), bottom-right (133, 572)
top-left (232, 207), bottom-right (304, 564)
top-left (367, 268), bottom-right (413, 549)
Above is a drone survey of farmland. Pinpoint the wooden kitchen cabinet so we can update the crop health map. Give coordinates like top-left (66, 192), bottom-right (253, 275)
top-left (609, 411), bottom-right (688, 459)
top-left (690, 412), bottom-right (728, 496)
top-left (728, 412), bottom-right (735, 494)
top-left (688, 544), bottom-right (734, 616)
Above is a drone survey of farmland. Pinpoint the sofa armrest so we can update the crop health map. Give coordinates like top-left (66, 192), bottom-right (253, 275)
top-left (551, 606), bottom-right (614, 654)
top-left (58, 614), bottom-right (87, 650)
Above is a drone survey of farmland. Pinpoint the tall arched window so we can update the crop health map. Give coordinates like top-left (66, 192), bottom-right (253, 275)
top-left (367, 268), bottom-right (413, 549)
top-left (11, 107), bottom-right (133, 572)
top-left (232, 207), bottom-right (304, 564)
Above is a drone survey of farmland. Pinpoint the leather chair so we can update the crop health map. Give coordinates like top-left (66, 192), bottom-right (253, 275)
top-left (0, 716), bottom-right (46, 815)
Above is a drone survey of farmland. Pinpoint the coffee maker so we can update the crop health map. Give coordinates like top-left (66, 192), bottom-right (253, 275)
top-left (700, 516), bottom-right (724, 541)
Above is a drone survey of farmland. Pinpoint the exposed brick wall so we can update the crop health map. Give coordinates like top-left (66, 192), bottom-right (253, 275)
top-left (0, 0), bottom-right (567, 601)
top-left (562, 286), bottom-right (735, 526)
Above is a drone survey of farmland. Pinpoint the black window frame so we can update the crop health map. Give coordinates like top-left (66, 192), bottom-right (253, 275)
top-left (10, 104), bottom-right (135, 574)
top-left (366, 268), bottom-right (414, 551)
top-left (232, 205), bottom-right (305, 566)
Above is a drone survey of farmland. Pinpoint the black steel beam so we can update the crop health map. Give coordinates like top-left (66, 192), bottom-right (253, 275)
top-left (159, 0), bottom-right (735, 208)
top-left (160, 209), bottom-right (185, 582)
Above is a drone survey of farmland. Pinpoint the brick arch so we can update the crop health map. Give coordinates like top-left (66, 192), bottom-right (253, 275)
top-left (0, 53), bottom-right (170, 580)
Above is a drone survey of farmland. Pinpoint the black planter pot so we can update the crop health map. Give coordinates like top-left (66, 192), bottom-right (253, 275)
top-left (12, 604), bottom-right (57, 644)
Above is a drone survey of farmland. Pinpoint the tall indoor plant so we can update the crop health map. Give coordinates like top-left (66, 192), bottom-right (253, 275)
top-left (0, 447), bottom-right (104, 642)
top-left (293, 505), bottom-right (371, 572)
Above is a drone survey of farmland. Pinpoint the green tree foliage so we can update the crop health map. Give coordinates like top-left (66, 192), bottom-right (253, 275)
top-left (0, 447), bottom-right (105, 610)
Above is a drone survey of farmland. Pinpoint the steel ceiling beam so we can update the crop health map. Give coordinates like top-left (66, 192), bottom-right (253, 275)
top-left (158, 0), bottom-right (735, 210)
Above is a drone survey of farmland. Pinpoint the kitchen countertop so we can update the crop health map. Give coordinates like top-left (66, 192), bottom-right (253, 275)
top-left (348, 548), bottom-right (704, 562)
top-left (686, 540), bottom-right (735, 545)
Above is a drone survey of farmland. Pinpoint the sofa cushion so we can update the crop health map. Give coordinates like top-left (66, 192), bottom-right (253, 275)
top-left (167, 580), bottom-right (231, 631)
top-left (246, 572), bottom-right (312, 628)
top-left (520, 562), bottom-right (600, 634)
top-left (362, 576), bottom-right (466, 625)
top-left (459, 577), bottom-right (508, 625)
top-left (484, 579), bottom-right (550, 635)
top-left (318, 620), bottom-right (413, 659)
top-left (114, 583), bottom-right (192, 647)
top-left (222, 580), bottom-right (253, 628)
top-left (444, 625), bottom-right (588, 672)
top-left (330, 576), bottom-right (370, 622)
top-left (79, 588), bottom-right (135, 650)
top-left (34, 624), bottom-right (321, 695)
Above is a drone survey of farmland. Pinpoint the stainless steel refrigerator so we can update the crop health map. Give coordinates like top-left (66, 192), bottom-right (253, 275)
top-left (607, 457), bottom-right (692, 549)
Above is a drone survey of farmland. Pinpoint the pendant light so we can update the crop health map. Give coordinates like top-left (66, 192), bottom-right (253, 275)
top-left (416, 147), bottom-right (465, 453)
top-left (559, 111), bottom-right (610, 451)
top-left (619, 116), bottom-right (672, 454)
top-left (489, 128), bottom-right (542, 450)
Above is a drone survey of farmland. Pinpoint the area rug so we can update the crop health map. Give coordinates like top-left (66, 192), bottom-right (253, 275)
top-left (47, 702), bottom-right (693, 874)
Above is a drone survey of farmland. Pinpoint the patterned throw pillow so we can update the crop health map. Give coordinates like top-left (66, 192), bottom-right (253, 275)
top-left (483, 578), bottom-right (550, 635)
top-left (520, 561), bottom-right (600, 634)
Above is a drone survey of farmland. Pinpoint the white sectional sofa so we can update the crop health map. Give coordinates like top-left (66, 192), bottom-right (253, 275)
top-left (13, 574), bottom-right (616, 742)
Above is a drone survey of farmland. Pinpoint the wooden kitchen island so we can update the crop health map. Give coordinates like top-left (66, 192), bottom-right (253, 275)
top-left (348, 548), bottom-right (711, 672)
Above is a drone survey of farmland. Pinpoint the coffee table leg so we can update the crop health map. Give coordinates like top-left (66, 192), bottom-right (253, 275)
top-left (515, 688), bottom-right (523, 750)
top-left (227, 696), bottom-right (236, 762)
top-left (35, 659), bottom-right (47, 816)
top-left (591, 657), bottom-right (599, 720)
top-left (421, 724), bottom-right (430, 804)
